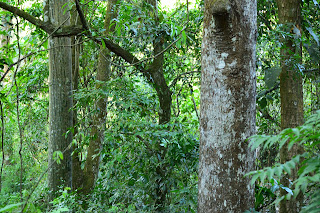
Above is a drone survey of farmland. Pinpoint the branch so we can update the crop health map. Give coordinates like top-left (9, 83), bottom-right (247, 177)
top-left (53, 25), bottom-right (84, 37)
top-left (256, 83), bottom-right (280, 99)
top-left (0, 2), bottom-right (84, 37)
top-left (72, 0), bottom-right (147, 73)
top-left (258, 13), bottom-right (273, 31)
top-left (92, 36), bottom-right (146, 72)
top-left (257, 105), bottom-right (279, 125)
top-left (170, 71), bottom-right (201, 88)
top-left (0, 2), bottom-right (54, 33)
top-left (0, 1), bottom-right (178, 80)
top-left (74, 0), bottom-right (89, 31)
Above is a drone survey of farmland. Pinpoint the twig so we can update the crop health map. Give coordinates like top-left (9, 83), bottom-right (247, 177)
top-left (256, 83), bottom-right (280, 99)
top-left (189, 84), bottom-right (199, 120)
top-left (170, 70), bottom-right (200, 88)
top-left (175, 79), bottom-right (187, 117)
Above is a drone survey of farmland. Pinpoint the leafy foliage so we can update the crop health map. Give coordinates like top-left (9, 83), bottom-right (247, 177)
top-left (247, 111), bottom-right (320, 212)
top-left (0, 0), bottom-right (319, 212)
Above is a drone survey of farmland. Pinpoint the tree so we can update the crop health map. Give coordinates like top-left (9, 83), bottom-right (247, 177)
top-left (276, 0), bottom-right (304, 212)
top-left (82, 0), bottom-right (118, 194)
top-left (44, 0), bottom-right (73, 199)
top-left (0, 0), bottom-right (199, 210)
top-left (198, 0), bottom-right (257, 212)
top-left (70, 2), bottom-right (83, 191)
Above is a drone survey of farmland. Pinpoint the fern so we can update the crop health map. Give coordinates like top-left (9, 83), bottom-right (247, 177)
top-left (246, 110), bottom-right (320, 211)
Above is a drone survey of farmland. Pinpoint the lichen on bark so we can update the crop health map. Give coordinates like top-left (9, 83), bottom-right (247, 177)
top-left (198, 0), bottom-right (257, 212)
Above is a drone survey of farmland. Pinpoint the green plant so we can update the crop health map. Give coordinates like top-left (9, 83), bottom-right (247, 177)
top-left (246, 110), bottom-right (320, 212)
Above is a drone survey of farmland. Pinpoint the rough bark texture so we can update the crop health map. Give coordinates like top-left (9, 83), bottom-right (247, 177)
top-left (70, 7), bottom-right (83, 191)
top-left (198, 0), bottom-right (257, 212)
top-left (82, 0), bottom-right (118, 194)
top-left (277, 0), bottom-right (304, 212)
top-left (47, 0), bottom-right (73, 200)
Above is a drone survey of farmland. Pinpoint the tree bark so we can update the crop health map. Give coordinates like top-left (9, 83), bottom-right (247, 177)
top-left (145, 0), bottom-right (172, 125)
top-left (82, 0), bottom-right (118, 194)
top-left (198, 0), bottom-right (257, 212)
top-left (0, 15), bottom-right (10, 73)
top-left (276, 0), bottom-right (304, 212)
top-left (70, 6), bottom-right (83, 191)
top-left (46, 0), bottom-right (73, 200)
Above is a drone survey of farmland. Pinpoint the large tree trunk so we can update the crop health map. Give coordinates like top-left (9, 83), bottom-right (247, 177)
top-left (277, 0), bottom-right (304, 212)
top-left (82, 0), bottom-right (118, 194)
top-left (198, 0), bottom-right (257, 212)
top-left (46, 0), bottom-right (73, 200)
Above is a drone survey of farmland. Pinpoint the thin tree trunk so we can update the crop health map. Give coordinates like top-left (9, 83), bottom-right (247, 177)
top-left (198, 0), bottom-right (257, 212)
top-left (46, 0), bottom-right (73, 200)
top-left (144, 0), bottom-right (172, 210)
top-left (0, 15), bottom-right (11, 194)
top-left (277, 0), bottom-right (304, 212)
top-left (82, 0), bottom-right (118, 194)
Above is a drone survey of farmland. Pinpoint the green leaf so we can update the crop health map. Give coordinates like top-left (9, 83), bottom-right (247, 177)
top-left (101, 39), bottom-right (106, 49)
top-left (283, 163), bottom-right (291, 175)
top-left (299, 161), bottom-right (318, 177)
top-left (264, 67), bottom-right (281, 88)
top-left (58, 151), bottom-right (63, 160)
top-left (249, 135), bottom-right (268, 150)
top-left (281, 186), bottom-right (293, 195)
top-left (176, 39), bottom-right (181, 49)
top-left (306, 27), bottom-right (319, 46)
top-left (307, 173), bottom-right (320, 182)
top-left (53, 151), bottom-right (63, 164)
top-left (286, 160), bottom-right (295, 169)
top-left (274, 165), bottom-right (283, 177)
top-left (266, 167), bottom-right (275, 180)
top-left (250, 172), bottom-right (260, 185)
top-left (182, 30), bottom-right (187, 45)
top-left (258, 97), bottom-right (268, 109)
top-left (0, 203), bottom-right (24, 212)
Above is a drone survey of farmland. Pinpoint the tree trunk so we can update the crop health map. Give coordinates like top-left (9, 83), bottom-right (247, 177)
top-left (277, 0), bottom-right (304, 212)
top-left (0, 14), bottom-right (11, 194)
top-left (144, 0), bottom-right (172, 210)
top-left (145, 0), bottom-right (172, 125)
top-left (198, 0), bottom-right (257, 212)
top-left (0, 15), bottom-right (10, 73)
top-left (82, 0), bottom-right (118, 194)
top-left (46, 0), bottom-right (73, 200)
top-left (70, 7), bottom-right (83, 191)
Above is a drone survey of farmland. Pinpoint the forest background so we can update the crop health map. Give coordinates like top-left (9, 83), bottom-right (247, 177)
top-left (0, 0), bottom-right (319, 212)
